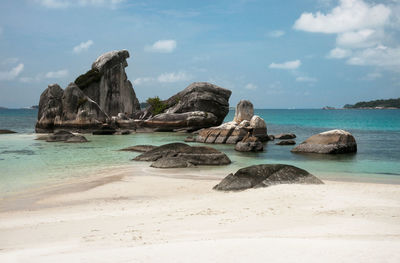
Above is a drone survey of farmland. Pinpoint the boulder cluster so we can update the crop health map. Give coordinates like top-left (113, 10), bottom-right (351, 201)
top-left (193, 100), bottom-right (268, 152)
top-left (35, 50), bottom-right (231, 133)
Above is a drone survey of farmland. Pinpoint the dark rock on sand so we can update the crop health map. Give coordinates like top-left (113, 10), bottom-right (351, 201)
top-left (133, 142), bottom-right (231, 168)
top-left (274, 133), bottom-right (296, 140)
top-left (0, 129), bottom-right (17, 134)
top-left (276, 140), bottom-right (296, 145)
top-left (213, 164), bottom-right (323, 191)
top-left (150, 157), bottom-right (194, 168)
top-left (119, 145), bottom-right (157, 152)
top-left (235, 135), bottom-right (263, 152)
top-left (291, 129), bottom-right (357, 154)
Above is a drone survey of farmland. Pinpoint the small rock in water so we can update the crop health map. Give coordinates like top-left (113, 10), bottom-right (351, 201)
top-left (276, 140), bottom-right (296, 145)
top-left (274, 133), bottom-right (296, 140)
top-left (0, 129), bottom-right (17, 134)
top-left (119, 145), bottom-right (156, 152)
top-left (235, 135), bottom-right (263, 152)
top-left (46, 130), bottom-right (75, 142)
top-left (65, 135), bottom-right (88, 143)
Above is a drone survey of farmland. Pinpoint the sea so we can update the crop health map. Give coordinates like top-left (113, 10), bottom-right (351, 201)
top-left (1, 108), bottom-right (400, 197)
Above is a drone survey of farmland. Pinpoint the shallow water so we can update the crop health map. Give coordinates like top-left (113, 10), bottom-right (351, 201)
top-left (0, 108), bottom-right (399, 197)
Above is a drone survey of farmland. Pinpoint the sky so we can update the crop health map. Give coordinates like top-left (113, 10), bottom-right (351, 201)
top-left (0, 0), bottom-right (399, 109)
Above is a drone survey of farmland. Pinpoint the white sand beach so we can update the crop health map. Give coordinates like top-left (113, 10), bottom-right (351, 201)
top-left (0, 165), bottom-right (399, 263)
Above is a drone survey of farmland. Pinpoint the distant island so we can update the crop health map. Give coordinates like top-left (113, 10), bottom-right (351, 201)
top-left (344, 98), bottom-right (400, 109)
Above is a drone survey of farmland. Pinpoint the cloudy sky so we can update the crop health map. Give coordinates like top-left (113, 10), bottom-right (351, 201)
top-left (0, 0), bottom-right (399, 108)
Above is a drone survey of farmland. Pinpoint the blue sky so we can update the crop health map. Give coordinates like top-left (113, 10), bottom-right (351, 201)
top-left (0, 0), bottom-right (399, 108)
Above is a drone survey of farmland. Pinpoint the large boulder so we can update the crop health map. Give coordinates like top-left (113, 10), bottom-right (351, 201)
top-left (133, 142), bottom-right (231, 168)
top-left (75, 50), bottom-right (140, 117)
top-left (213, 164), bottom-right (323, 191)
top-left (234, 100), bottom-right (254, 123)
top-left (291, 129), bottom-right (357, 154)
top-left (164, 82), bottom-right (231, 125)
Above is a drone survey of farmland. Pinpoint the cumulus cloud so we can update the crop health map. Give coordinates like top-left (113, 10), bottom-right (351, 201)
top-left (293, 0), bottom-right (391, 33)
top-left (327, 47), bottom-right (352, 59)
top-left (269, 60), bottom-right (301, 70)
top-left (145, 40), bottom-right (177, 53)
top-left (0, 63), bottom-right (24, 81)
top-left (296, 76), bottom-right (317, 82)
top-left (35, 0), bottom-right (124, 9)
top-left (133, 77), bottom-right (154, 86)
top-left (73, 40), bottom-right (94, 53)
top-left (244, 83), bottom-right (257, 90)
top-left (294, 0), bottom-right (400, 71)
top-left (268, 30), bottom-right (285, 38)
top-left (157, 71), bottom-right (191, 83)
top-left (45, 69), bottom-right (69, 78)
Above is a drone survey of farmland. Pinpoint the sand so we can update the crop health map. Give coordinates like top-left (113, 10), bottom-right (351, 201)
top-left (0, 164), bottom-right (399, 262)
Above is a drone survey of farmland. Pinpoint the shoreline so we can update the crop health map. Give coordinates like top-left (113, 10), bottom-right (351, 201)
top-left (0, 165), bottom-right (399, 262)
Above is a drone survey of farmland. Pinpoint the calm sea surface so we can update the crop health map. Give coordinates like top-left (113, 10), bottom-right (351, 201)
top-left (1, 108), bottom-right (400, 196)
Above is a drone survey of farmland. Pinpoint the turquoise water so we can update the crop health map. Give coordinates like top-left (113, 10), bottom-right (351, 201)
top-left (0, 108), bottom-right (400, 196)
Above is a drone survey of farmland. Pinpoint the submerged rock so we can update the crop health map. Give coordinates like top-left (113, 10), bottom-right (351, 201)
top-left (291, 129), bottom-right (357, 154)
top-left (133, 142), bottom-right (231, 168)
top-left (213, 164), bottom-right (323, 191)
top-left (150, 157), bottom-right (194, 168)
top-left (65, 135), bottom-right (88, 143)
top-left (46, 130), bottom-right (75, 142)
top-left (119, 145), bottom-right (156, 152)
top-left (276, 140), bottom-right (296, 145)
top-left (0, 129), bottom-right (17, 134)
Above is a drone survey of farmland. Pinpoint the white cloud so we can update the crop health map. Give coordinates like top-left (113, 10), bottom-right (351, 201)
top-left (362, 72), bottom-right (382, 80)
top-left (296, 76), bottom-right (317, 82)
top-left (244, 83), bottom-right (257, 90)
top-left (293, 0), bottom-right (391, 34)
top-left (45, 69), bottom-right (69, 78)
top-left (327, 47), bottom-right (352, 59)
top-left (269, 60), bottom-right (301, 70)
top-left (336, 29), bottom-right (382, 48)
top-left (0, 63), bottom-right (24, 81)
top-left (157, 71), bottom-right (191, 83)
top-left (346, 45), bottom-right (400, 70)
top-left (145, 40), bottom-right (177, 53)
top-left (133, 77), bottom-right (154, 85)
top-left (73, 40), bottom-right (93, 53)
top-left (268, 30), bottom-right (285, 38)
top-left (35, 0), bottom-right (125, 9)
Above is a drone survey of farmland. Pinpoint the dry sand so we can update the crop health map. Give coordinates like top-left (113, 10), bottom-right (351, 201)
top-left (0, 164), bottom-right (399, 262)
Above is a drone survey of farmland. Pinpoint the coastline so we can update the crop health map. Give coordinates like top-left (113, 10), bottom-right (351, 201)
top-left (1, 165), bottom-right (399, 262)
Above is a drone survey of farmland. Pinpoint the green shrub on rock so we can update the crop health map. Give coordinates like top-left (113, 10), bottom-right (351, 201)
top-left (147, 96), bottom-right (167, 115)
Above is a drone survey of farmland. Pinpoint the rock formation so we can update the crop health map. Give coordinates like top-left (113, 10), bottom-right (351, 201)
top-left (192, 100), bottom-right (268, 144)
top-left (276, 140), bottom-right (296, 145)
top-left (291, 129), bottom-right (357, 154)
top-left (75, 50), bottom-right (140, 116)
top-left (213, 164), bottom-right (323, 191)
top-left (133, 142), bottom-right (231, 168)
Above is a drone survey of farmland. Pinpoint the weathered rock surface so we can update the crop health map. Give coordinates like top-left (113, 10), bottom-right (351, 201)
top-left (235, 135), bottom-right (263, 152)
top-left (234, 100), bottom-right (254, 123)
top-left (133, 142), bottom-right (231, 168)
top-left (276, 140), bottom-right (296, 145)
top-left (65, 135), bottom-right (88, 143)
top-left (35, 84), bottom-right (64, 132)
top-left (213, 164), bottom-right (323, 191)
top-left (119, 145), bottom-right (157, 152)
top-left (291, 129), bottom-right (357, 154)
top-left (76, 50), bottom-right (140, 117)
top-left (150, 157), bottom-right (194, 168)
top-left (275, 133), bottom-right (296, 140)
top-left (0, 129), bottom-right (17, 134)
top-left (92, 125), bottom-right (116, 135)
top-left (193, 101), bottom-right (268, 144)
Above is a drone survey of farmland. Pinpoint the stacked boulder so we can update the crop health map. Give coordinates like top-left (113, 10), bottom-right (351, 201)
top-left (194, 100), bottom-right (268, 149)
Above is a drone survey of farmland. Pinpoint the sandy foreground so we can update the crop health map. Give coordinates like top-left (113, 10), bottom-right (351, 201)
top-left (0, 164), bottom-right (399, 263)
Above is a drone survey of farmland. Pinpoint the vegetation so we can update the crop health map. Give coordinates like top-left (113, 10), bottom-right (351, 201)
top-left (344, 98), bottom-right (400, 109)
top-left (146, 96), bottom-right (168, 115)
top-left (74, 69), bottom-right (102, 90)
top-left (140, 102), bottom-right (149, 109)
